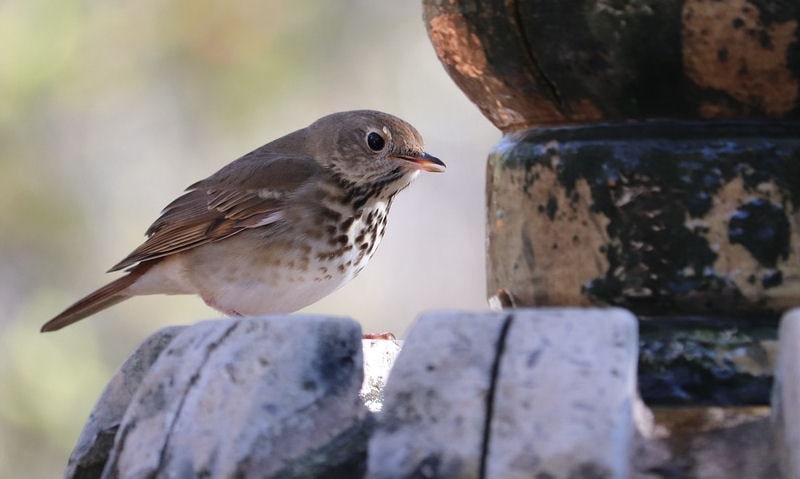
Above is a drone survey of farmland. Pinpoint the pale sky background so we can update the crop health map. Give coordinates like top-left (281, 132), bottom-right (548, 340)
top-left (0, 0), bottom-right (499, 476)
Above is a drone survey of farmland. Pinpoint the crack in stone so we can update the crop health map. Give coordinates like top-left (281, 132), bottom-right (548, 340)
top-left (154, 321), bottom-right (241, 472)
top-left (509, 0), bottom-right (567, 116)
top-left (479, 313), bottom-right (514, 479)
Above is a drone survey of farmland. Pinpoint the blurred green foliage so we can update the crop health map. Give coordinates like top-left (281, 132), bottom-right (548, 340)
top-left (0, 0), bottom-right (494, 476)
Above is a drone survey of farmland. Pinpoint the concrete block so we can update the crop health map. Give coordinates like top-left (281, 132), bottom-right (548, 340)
top-left (773, 309), bottom-right (800, 479)
top-left (101, 316), bottom-right (369, 479)
top-left (368, 311), bottom-right (510, 479)
top-left (368, 308), bottom-right (638, 479)
top-left (487, 308), bottom-right (637, 479)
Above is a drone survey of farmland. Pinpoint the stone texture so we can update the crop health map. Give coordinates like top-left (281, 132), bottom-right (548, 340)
top-left (98, 316), bottom-right (369, 479)
top-left (368, 308), bottom-right (639, 479)
top-left (361, 338), bottom-right (402, 412)
top-left (66, 326), bottom-right (184, 479)
top-left (485, 308), bottom-right (638, 479)
top-left (773, 309), bottom-right (800, 479)
top-left (64, 309), bottom-right (795, 478)
top-left (632, 408), bottom-right (778, 478)
top-left (367, 311), bottom-right (511, 479)
top-left (638, 317), bottom-right (777, 405)
top-left (487, 121), bottom-right (800, 318)
top-left (423, 0), bottom-right (800, 131)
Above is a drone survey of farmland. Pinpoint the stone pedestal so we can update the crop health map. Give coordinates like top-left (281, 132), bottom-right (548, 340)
top-left (61, 309), bottom-right (800, 478)
top-left (425, 0), bottom-right (800, 406)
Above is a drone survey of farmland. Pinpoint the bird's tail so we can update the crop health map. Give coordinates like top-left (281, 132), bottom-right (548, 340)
top-left (41, 265), bottom-right (150, 332)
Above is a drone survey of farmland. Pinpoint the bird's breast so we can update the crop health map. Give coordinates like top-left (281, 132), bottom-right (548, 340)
top-left (180, 195), bottom-right (394, 316)
top-left (310, 198), bottom-right (391, 283)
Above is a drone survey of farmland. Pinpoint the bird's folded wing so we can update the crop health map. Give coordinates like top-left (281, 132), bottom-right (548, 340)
top-left (109, 154), bottom-right (320, 272)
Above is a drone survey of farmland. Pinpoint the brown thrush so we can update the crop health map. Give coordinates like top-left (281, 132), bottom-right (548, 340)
top-left (42, 110), bottom-right (445, 332)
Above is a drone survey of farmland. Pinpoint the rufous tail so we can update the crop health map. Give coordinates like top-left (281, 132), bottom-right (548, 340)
top-left (41, 265), bottom-right (150, 332)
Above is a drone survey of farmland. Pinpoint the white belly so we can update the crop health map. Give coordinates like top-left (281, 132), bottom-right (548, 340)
top-left (135, 203), bottom-right (388, 316)
top-left (191, 240), bottom-right (374, 316)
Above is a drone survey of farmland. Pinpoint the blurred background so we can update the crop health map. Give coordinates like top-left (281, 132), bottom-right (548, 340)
top-left (0, 0), bottom-right (498, 476)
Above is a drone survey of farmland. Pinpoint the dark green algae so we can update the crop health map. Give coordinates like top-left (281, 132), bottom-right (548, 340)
top-left (494, 120), bottom-right (800, 316)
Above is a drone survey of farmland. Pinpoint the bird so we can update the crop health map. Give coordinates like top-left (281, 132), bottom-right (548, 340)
top-left (41, 110), bottom-right (445, 332)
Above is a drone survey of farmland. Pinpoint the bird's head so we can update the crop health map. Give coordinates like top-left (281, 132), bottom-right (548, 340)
top-left (308, 110), bottom-right (445, 189)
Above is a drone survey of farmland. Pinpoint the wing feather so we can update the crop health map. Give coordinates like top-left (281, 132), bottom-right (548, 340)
top-left (109, 151), bottom-right (320, 272)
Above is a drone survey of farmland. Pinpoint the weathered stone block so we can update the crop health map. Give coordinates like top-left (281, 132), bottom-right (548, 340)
top-left (367, 311), bottom-right (509, 479)
top-left (67, 316), bottom-right (370, 479)
top-left (368, 308), bottom-right (638, 479)
top-left (487, 122), bottom-right (800, 317)
top-left (486, 308), bottom-right (637, 479)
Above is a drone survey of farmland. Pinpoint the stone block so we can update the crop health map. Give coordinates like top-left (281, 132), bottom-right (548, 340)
top-left (81, 316), bottom-right (369, 479)
top-left (368, 308), bottom-right (638, 479)
top-left (486, 308), bottom-right (637, 479)
top-left (368, 311), bottom-right (510, 479)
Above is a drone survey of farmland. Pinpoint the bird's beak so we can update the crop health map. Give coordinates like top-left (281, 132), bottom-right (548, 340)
top-left (393, 152), bottom-right (446, 173)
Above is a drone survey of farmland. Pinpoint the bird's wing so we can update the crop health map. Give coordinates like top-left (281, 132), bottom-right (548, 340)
top-left (109, 152), bottom-right (321, 272)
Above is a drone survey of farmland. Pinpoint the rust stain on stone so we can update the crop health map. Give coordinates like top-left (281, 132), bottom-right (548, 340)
top-left (426, 9), bottom-right (566, 130)
top-left (487, 149), bottom-right (610, 307)
top-left (682, 0), bottom-right (799, 117)
top-left (428, 13), bottom-right (488, 79)
top-left (566, 98), bottom-right (604, 123)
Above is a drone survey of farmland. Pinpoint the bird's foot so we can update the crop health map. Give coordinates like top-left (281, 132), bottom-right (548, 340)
top-left (362, 332), bottom-right (396, 340)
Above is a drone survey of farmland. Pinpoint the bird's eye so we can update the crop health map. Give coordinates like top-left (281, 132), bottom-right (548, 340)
top-left (366, 132), bottom-right (386, 152)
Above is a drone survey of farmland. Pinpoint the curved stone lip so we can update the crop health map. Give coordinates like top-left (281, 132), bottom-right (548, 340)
top-left (424, 0), bottom-right (800, 130)
top-left (503, 119), bottom-right (800, 144)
